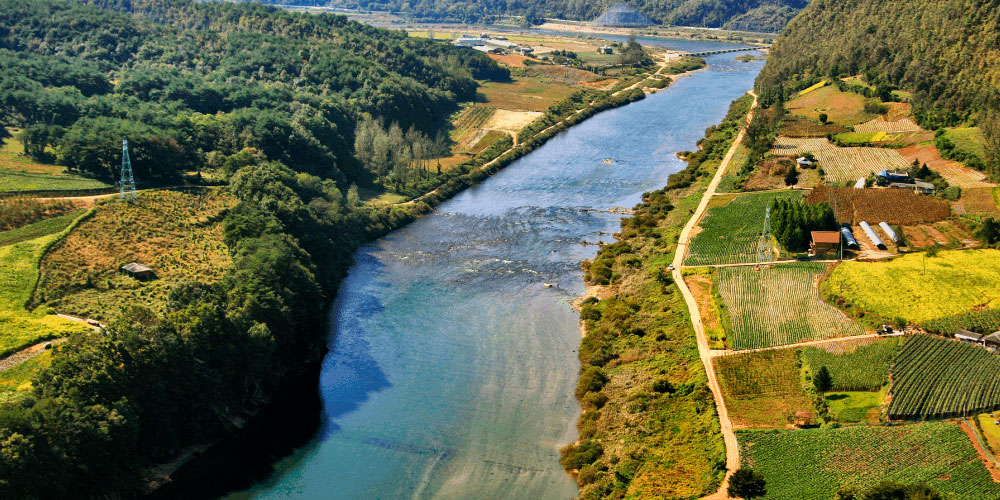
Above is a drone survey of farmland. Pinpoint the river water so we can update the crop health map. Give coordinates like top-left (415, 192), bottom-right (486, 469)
top-left (224, 49), bottom-right (763, 500)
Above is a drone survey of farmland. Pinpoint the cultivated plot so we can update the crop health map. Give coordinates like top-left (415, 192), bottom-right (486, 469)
top-left (889, 334), bottom-right (1000, 419)
top-left (717, 263), bottom-right (866, 350)
top-left (738, 422), bottom-right (1000, 500)
top-left (684, 190), bottom-right (802, 266)
top-left (714, 349), bottom-right (813, 428)
top-left (801, 336), bottom-right (901, 392)
top-left (805, 185), bottom-right (951, 225)
top-left (770, 137), bottom-right (911, 182)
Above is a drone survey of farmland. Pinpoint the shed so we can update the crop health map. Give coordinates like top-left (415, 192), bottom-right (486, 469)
top-left (859, 221), bottom-right (886, 249)
top-left (914, 181), bottom-right (935, 194)
top-left (794, 410), bottom-right (816, 428)
top-left (796, 157), bottom-right (814, 167)
top-left (840, 227), bottom-right (859, 249)
top-left (120, 262), bottom-right (155, 281)
top-left (955, 330), bottom-right (985, 344)
top-left (810, 231), bottom-right (841, 256)
top-left (598, 45), bottom-right (614, 55)
top-left (986, 332), bottom-right (1000, 351)
top-left (878, 222), bottom-right (899, 244)
top-left (853, 177), bottom-right (866, 189)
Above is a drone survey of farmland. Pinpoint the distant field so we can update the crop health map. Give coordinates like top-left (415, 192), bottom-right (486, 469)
top-left (889, 335), bottom-right (1000, 419)
top-left (36, 189), bottom-right (235, 320)
top-left (450, 106), bottom-right (495, 149)
top-left (770, 137), bottom-right (911, 182)
top-left (717, 263), bottom-right (865, 350)
top-left (853, 117), bottom-right (921, 134)
top-left (943, 127), bottom-right (987, 160)
top-left (955, 187), bottom-right (1000, 215)
top-left (898, 143), bottom-right (995, 188)
top-left (824, 249), bottom-right (1000, 324)
top-left (801, 337), bottom-right (901, 392)
top-left (0, 212), bottom-right (91, 357)
top-left (478, 77), bottom-right (577, 112)
top-left (0, 209), bottom-right (87, 247)
top-left (714, 349), bottom-right (812, 428)
top-left (684, 190), bottom-right (802, 266)
top-left (739, 422), bottom-right (1000, 499)
top-left (805, 185), bottom-right (951, 225)
top-left (921, 308), bottom-right (1000, 335)
top-left (786, 85), bottom-right (876, 126)
top-left (1, 132), bottom-right (112, 192)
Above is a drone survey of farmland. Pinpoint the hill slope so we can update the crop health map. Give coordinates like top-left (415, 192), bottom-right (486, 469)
top-left (259, 0), bottom-right (808, 33)
top-left (756, 0), bottom-right (1000, 126)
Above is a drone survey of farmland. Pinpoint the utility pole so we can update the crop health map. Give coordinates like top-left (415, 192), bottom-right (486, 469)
top-left (120, 137), bottom-right (136, 203)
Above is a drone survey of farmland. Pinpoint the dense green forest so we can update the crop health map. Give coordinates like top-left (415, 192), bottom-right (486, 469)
top-left (258, 0), bottom-right (807, 32)
top-left (0, 1), bottom-right (516, 497)
top-left (756, 0), bottom-right (1000, 130)
top-left (1, 0), bottom-right (508, 187)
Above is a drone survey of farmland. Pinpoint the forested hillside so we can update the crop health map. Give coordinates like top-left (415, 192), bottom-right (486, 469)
top-left (0, 0), bottom-right (508, 186)
top-left (756, 0), bottom-right (1000, 128)
top-left (261, 0), bottom-right (807, 32)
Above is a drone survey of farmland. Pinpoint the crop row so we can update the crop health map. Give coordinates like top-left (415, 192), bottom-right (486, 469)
top-left (738, 422), bottom-right (1000, 499)
top-left (854, 117), bottom-right (921, 134)
top-left (801, 337), bottom-right (902, 391)
top-left (889, 334), bottom-right (1000, 419)
top-left (920, 308), bottom-right (1000, 335)
top-left (684, 191), bottom-right (802, 266)
top-left (806, 185), bottom-right (951, 225)
top-left (717, 263), bottom-right (865, 350)
top-left (770, 137), bottom-right (911, 182)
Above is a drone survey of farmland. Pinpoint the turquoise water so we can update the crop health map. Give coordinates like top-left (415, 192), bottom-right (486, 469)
top-left (225, 52), bottom-right (764, 500)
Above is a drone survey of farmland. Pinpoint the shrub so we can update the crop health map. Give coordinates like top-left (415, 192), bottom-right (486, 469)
top-left (576, 365), bottom-right (608, 398)
top-left (560, 440), bottom-right (604, 470)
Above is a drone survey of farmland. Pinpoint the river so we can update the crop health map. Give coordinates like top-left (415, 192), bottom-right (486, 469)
top-left (222, 49), bottom-right (764, 500)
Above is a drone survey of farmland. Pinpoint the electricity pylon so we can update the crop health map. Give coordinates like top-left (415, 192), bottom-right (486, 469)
top-left (120, 137), bottom-right (136, 202)
top-left (757, 206), bottom-right (774, 265)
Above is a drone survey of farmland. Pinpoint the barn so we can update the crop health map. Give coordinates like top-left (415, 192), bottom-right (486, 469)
top-left (810, 231), bottom-right (841, 256)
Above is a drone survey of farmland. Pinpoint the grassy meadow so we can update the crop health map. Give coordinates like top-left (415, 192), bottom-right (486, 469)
top-left (35, 189), bottom-right (235, 320)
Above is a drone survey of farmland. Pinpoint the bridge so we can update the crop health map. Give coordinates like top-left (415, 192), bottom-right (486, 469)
top-left (686, 47), bottom-right (764, 57)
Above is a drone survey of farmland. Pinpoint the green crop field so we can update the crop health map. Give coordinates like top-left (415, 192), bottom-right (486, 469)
top-left (0, 212), bottom-right (91, 357)
top-left (714, 349), bottom-right (813, 427)
top-left (0, 210), bottom-right (87, 247)
top-left (716, 263), bottom-right (866, 350)
top-left (685, 190), bottom-right (803, 266)
top-left (0, 170), bottom-right (111, 192)
top-left (825, 249), bottom-right (1000, 324)
top-left (921, 308), bottom-right (1000, 335)
top-left (739, 422), bottom-right (1000, 499)
top-left (801, 337), bottom-right (902, 391)
top-left (888, 335), bottom-right (1000, 419)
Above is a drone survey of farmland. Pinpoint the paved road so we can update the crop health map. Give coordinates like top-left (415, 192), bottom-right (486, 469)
top-left (671, 90), bottom-right (757, 500)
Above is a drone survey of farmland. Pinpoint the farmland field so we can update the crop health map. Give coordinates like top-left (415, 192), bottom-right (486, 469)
top-left (770, 137), bottom-right (911, 182)
top-left (684, 190), bottom-right (802, 266)
top-left (955, 187), bottom-right (1000, 215)
top-left (714, 349), bottom-right (813, 428)
top-left (785, 85), bottom-right (875, 126)
top-left (0, 212), bottom-right (91, 357)
top-left (478, 77), bottom-right (577, 112)
top-left (854, 117), bottom-right (921, 134)
top-left (900, 220), bottom-right (976, 249)
top-left (36, 189), bottom-right (235, 320)
top-left (449, 105), bottom-right (495, 148)
top-left (801, 337), bottom-right (902, 391)
top-left (716, 263), bottom-right (866, 350)
top-left (888, 335), bottom-right (1000, 419)
top-left (0, 210), bottom-right (87, 247)
top-left (899, 143), bottom-right (995, 188)
top-left (824, 249), bottom-right (1000, 324)
top-left (805, 185), bottom-right (951, 225)
top-left (1, 132), bottom-right (112, 192)
top-left (921, 308), bottom-right (1000, 335)
top-left (738, 422), bottom-right (1000, 499)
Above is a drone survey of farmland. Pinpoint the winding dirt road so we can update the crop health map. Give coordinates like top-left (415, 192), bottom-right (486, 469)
top-left (671, 90), bottom-right (757, 500)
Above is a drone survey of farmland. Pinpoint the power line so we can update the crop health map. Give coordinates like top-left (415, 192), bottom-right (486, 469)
top-left (120, 137), bottom-right (136, 203)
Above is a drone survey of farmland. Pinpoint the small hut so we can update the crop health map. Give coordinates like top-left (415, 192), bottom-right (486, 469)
top-left (120, 262), bottom-right (155, 281)
top-left (794, 411), bottom-right (816, 428)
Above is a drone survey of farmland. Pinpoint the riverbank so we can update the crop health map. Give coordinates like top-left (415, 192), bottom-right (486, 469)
top-left (563, 92), bottom-right (755, 498)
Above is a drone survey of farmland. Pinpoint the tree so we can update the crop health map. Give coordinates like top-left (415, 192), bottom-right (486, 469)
top-left (813, 366), bottom-right (832, 393)
top-left (818, 113), bottom-right (828, 124)
top-left (728, 468), bottom-right (766, 500)
top-left (977, 217), bottom-right (1000, 245)
top-left (982, 110), bottom-right (1000, 180)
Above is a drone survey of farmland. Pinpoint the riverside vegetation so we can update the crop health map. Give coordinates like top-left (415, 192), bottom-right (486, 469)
top-left (0, 0), bottom-right (676, 497)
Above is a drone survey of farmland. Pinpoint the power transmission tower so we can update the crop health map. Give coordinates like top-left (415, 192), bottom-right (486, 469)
top-left (120, 137), bottom-right (136, 202)
top-left (757, 206), bottom-right (774, 266)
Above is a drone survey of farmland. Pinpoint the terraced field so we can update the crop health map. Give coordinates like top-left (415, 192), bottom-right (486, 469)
top-left (716, 263), bottom-right (866, 350)
top-left (684, 190), bottom-right (802, 266)
top-left (770, 137), bottom-right (911, 182)
top-left (854, 117), bottom-right (921, 134)
top-left (889, 335), bottom-right (1000, 419)
top-left (738, 422), bottom-right (1000, 499)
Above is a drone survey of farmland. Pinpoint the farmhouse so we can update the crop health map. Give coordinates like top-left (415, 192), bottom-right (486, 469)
top-left (598, 45), bottom-right (614, 55)
top-left (985, 332), bottom-right (1000, 352)
top-left (810, 231), bottom-right (841, 255)
top-left (877, 169), bottom-right (911, 185)
top-left (955, 330), bottom-right (985, 344)
top-left (120, 262), bottom-right (155, 281)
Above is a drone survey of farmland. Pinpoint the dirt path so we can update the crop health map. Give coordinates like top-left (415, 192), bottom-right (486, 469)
top-left (709, 332), bottom-right (902, 358)
top-left (0, 338), bottom-right (67, 373)
top-left (671, 90), bottom-right (757, 500)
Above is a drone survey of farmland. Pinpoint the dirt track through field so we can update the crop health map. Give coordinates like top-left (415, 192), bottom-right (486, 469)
top-left (672, 90), bottom-right (757, 499)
